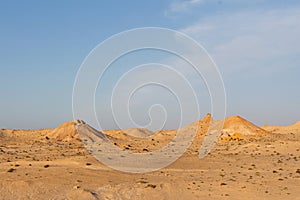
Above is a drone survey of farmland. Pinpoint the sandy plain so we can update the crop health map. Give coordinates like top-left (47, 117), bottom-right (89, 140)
top-left (0, 114), bottom-right (299, 199)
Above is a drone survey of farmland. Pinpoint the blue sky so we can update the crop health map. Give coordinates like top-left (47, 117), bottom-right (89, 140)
top-left (0, 0), bottom-right (299, 129)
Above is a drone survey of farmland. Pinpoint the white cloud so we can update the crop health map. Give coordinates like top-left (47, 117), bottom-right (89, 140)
top-left (181, 24), bottom-right (213, 34)
top-left (165, 0), bottom-right (203, 15)
top-left (179, 7), bottom-right (300, 76)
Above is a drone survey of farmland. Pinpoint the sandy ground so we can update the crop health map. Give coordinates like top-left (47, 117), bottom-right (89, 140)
top-left (0, 116), bottom-right (300, 200)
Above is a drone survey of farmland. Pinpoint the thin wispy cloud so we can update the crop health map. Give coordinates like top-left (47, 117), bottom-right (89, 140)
top-left (180, 6), bottom-right (300, 76)
top-left (165, 0), bottom-right (203, 16)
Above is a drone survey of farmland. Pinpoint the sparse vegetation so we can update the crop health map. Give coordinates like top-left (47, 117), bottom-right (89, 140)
top-left (7, 168), bottom-right (16, 172)
top-left (145, 184), bottom-right (156, 189)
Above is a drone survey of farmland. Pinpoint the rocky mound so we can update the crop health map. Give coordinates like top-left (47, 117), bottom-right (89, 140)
top-left (222, 116), bottom-right (269, 137)
top-left (292, 121), bottom-right (300, 129)
top-left (123, 128), bottom-right (155, 138)
top-left (47, 120), bottom-right (80, 142)
top-left (47, 120), bottom-right (108, 143)
top-left (180, 113), bottom-right (212, 134)
top-left (262, 121), bottom-right (300, 134)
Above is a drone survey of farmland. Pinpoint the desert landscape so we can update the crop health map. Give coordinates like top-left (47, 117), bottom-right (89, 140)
top-left (1, 114), bottom-right (299, 199)
top-left (1, 1), bottom-right (300, 200)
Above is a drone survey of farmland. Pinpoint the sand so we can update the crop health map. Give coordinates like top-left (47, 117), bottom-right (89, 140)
top-left (0, 115), bottom-right (300, 199)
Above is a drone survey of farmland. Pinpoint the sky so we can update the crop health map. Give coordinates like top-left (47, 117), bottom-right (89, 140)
top-left (0, 0), bottom-right (299, 129)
